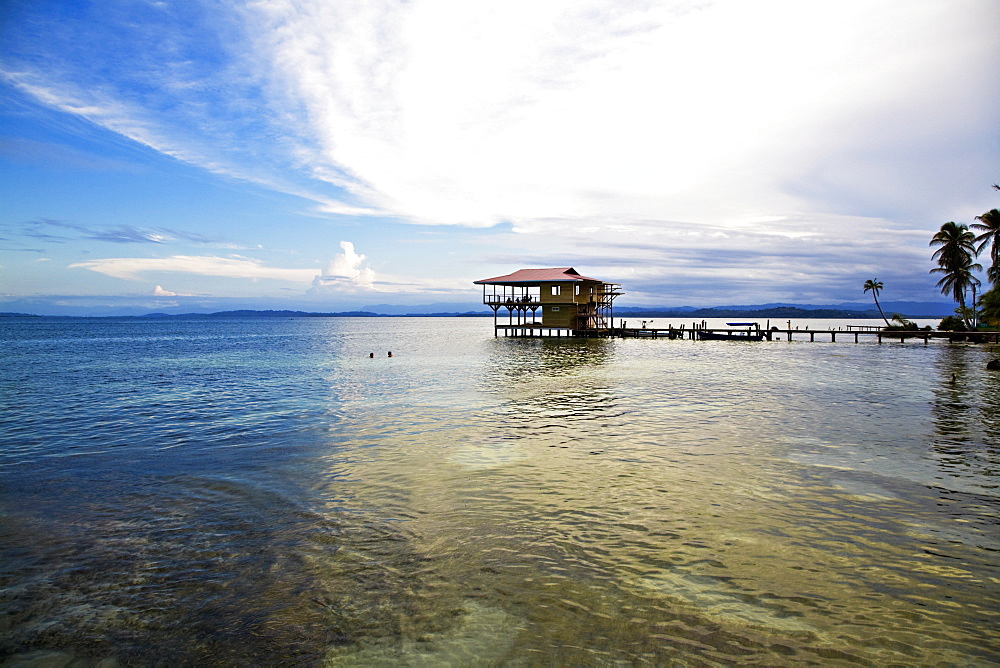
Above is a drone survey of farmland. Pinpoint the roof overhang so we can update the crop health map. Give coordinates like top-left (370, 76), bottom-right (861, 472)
top-left (474, 267), bottom-right (606, 285)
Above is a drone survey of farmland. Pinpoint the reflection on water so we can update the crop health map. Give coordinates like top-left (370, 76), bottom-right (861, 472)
top-left (483, 336), bottom-right (616, 380)
top-left (480, 338), bottom-right (621, 453)
top-left (1, 318), bottom-right (998, 665)
top-left (932, 344), bottom-right (1000, 492)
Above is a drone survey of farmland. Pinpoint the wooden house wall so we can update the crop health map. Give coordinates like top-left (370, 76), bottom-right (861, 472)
top-left (541, 304), bottom-right (576, 327)
top-left (538, 280), bottom-right (604, 328)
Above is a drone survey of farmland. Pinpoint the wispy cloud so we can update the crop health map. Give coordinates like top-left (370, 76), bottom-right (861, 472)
top-left (475, 209), bottom-right (944, 302)
top-left (236, 0), bottom-right (999, 229)
top-left (69, 254), bottom-right (318, 283)
top-left (15, 218), bottom-right (225, 246)
top-left (6, 1), bottom-right (995, 227)
top-left (2, 0), bottom-right (997, 307)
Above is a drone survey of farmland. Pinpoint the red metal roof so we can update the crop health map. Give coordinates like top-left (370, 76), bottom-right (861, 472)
top-left (474, 267), bottom-right (603, 284)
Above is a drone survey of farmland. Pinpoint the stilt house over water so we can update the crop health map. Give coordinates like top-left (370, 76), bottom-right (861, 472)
top-left (474, 268), bottom-right (622, 337)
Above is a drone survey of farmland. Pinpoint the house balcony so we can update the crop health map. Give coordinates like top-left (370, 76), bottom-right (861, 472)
top-left (485, 297), bottom-right (541, 307)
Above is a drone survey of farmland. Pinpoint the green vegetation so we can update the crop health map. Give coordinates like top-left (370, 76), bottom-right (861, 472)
top-left (930, 221), bottom-right (981, 328)
top-left (884, 313), bottom-right (924, 331)
top-left (931, 188), bottom-right (999, 332)
top-left (980, 286), bottom-right (1000, 327)
top-left (971, 208), bottom-right (1000, 284)
top-left (937, 315), bottom-right (967, 332)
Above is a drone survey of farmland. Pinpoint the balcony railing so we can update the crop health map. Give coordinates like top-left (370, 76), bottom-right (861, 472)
top-left (485, 297), bottom-right (617, 306)
top-left (485, 297), bottom-right (541, 306)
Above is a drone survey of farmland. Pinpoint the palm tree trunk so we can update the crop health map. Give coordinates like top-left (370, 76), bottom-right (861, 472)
top-left (958, 294), bottom-right (971, 329)
top-left (872, 294), bottom-right (890, 327)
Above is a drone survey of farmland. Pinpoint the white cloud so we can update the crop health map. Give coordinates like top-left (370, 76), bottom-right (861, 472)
top-left (310, 241), bottom-right (377, 293)
top-left (9, 0), bottom-right (996, 230)
top-left (69, 255), bottom-right (317, 283)
top-left (5, 0), bottom-right (998, 305)
top-left (243, 0), bottom-right (998, 227)
top-left (469, 209), bottom-right (946, 303)
top-left (324, 242), bottom-right (371, 282)
top-left (151, 284), bottom-right (204, 297)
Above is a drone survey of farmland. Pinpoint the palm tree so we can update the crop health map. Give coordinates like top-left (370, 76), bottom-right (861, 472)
top-left (971, 208), bottom-right (1000, 285)
top-left (863, 279), bottom-right (890, 327)
top-left (980, 287), bottom-right (1000, 327)
top-left (930, 222), bottom-right (982, 327)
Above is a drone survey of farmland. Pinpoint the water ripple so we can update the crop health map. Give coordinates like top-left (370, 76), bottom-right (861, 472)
top-left (1, 318), bottom-right (998, 665)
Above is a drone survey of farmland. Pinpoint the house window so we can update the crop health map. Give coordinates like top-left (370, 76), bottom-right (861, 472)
top-left (551, 307), bottom-right (560, 312)
top-left (575, 285), bottom-right (580, 296)
top-left (551, 286), bottom-right (560, 296)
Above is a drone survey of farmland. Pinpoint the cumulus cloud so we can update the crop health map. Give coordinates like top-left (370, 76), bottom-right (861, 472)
top-left (310, 241), bottom-right (377, 293)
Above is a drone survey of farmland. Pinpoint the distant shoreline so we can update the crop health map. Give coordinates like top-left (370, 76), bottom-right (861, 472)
top-left (0, 310), bottom-right (493, 319)
top-left (0, 306), bottom-right (950, 319)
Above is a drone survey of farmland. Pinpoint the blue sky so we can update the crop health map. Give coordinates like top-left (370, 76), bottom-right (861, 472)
top-left (2, 0), bottom-right (998, 315)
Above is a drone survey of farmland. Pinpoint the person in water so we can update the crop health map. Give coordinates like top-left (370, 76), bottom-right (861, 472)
top-left (369, 353), bottom-right (374, 358)
top-left (387, 351), bottom-right (393, 357)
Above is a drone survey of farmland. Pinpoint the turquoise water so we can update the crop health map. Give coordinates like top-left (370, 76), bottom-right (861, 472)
top-left (1, 316), bottom-right (998, 665)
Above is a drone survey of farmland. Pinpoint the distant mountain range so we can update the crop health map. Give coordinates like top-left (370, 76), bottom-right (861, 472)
top-left (615, 301), bottom-right (955, 317)
top-left (360, 300), bottom-right (952, 318)
top-left (614, 306), bottom-right (884, 319)
top-left (0, 309), bottom-right (490, 319)
top-left (0, 299), bottom-right (957, 319)
top-left (1, 300), bottom-right (956, 320)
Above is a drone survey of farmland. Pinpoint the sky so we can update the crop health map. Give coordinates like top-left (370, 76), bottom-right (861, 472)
top-left (1, 0), bottom-right (998, 315)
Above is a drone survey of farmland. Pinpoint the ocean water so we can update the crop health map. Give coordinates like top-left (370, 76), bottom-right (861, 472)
top-left (1, 316), bottom-right (998, 666)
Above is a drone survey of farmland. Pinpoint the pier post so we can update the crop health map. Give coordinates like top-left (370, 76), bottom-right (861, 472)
top-left (831, 331), bottom-right (836, 342)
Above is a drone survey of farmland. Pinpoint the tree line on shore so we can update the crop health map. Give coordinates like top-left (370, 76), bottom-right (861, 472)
top-left (866, 185), bottom-right (999, 331)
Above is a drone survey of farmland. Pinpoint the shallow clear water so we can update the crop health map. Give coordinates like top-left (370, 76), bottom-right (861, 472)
top-left (1, 316), bottom-right (998, 665)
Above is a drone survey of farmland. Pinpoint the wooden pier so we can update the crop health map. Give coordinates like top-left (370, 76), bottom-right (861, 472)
top-left (496, 323), bottom-right (1000, 345)
top-left (614, 326), bottom-right (1000, 344)
top-left (494, 323), bottom-right (1000, 343)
